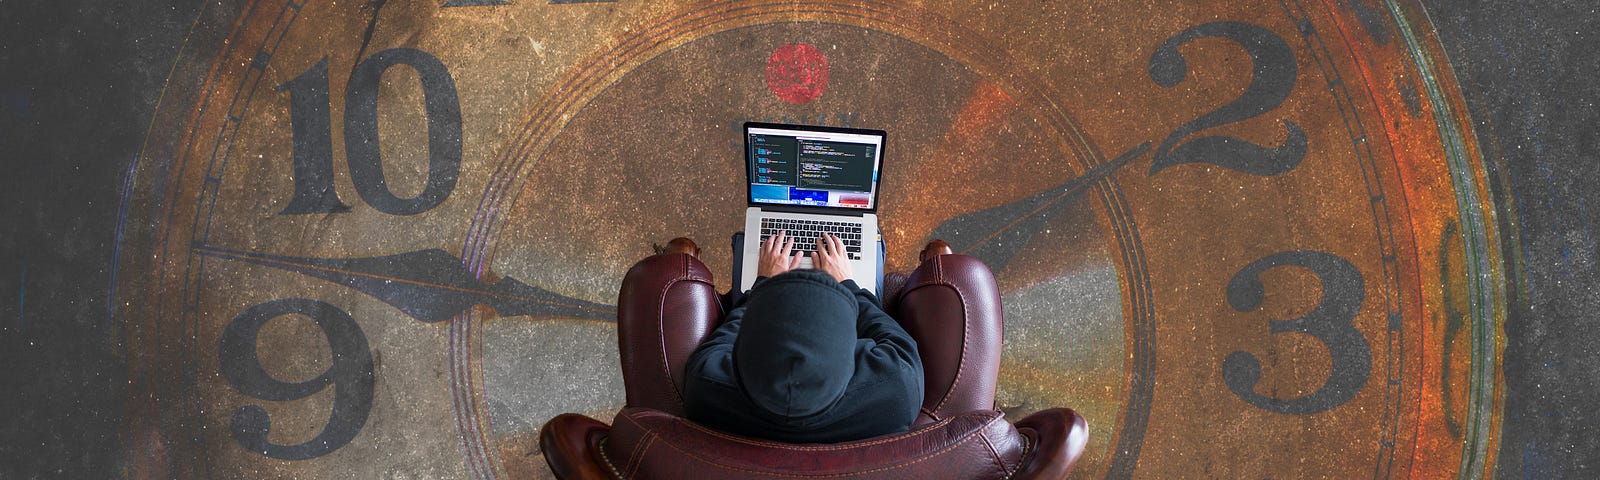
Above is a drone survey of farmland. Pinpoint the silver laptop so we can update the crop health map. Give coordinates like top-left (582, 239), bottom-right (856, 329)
top-left (739, 122), bottom-right (885, 294)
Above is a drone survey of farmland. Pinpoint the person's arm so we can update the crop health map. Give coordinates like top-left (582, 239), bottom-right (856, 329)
top-left (843, 277), bottom-right (924, 428)
top-left (816, 233), bottom-right (912, 362)
top-left (697, 230), bottom-right (796, 367)
top-left (843, 279), bottom-right (918, 364)
top-left (731, 230), bottom-right (799, 301)
top-left (683, 301), bottom-right (745, 406)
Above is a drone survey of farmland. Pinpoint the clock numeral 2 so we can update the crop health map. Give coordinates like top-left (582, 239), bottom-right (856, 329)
top-left (279, 48), bottom-right (463, 216)
top-left (219, 298), bottom-right (376, 459)
top-left (1147, 21), bottom-right (1307, 176)
top-left (1223, 250), bottom-right (1371, 414)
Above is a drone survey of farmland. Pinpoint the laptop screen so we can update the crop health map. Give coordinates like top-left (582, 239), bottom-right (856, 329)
top-left (745, 123), bottom-right (885, 211)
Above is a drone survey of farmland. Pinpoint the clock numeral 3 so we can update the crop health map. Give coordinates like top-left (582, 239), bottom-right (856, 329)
top-left (278, 48), bottom-right (463, 216)
top-left (219, 298), bottom-right (376, 459)
top-left (1148, 21), bottom-right (1307, 176)
top-left (1223, 250), bottom-right (1371, 414)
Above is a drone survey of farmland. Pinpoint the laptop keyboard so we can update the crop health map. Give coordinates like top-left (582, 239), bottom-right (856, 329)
top-left (760, 218), bottom-right (864, 260)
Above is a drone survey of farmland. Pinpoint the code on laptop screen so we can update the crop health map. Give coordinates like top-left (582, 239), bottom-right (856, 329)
top-left (747, 126), bottom-right (882, 210)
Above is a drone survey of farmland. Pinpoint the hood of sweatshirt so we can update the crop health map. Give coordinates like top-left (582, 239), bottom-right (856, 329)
top-left (733, 269), bottom-right (859, 419)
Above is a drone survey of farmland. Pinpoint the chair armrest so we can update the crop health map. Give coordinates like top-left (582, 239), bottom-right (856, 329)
top-left (1010, 408), bottom-right (1089, 479)
top-left (539, 413), bottom-right (616, 480)
top-left (896, 254), bottom-right (1004, 422)
top-left (616, 253), bottom-right (721, 415)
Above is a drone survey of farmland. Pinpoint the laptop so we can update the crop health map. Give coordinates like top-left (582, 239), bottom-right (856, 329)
top-left (738, 122), bottom-right (885, 294)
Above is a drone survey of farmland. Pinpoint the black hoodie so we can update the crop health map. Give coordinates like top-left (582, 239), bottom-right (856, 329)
top-left (683, 269), bottom-right (923, 443)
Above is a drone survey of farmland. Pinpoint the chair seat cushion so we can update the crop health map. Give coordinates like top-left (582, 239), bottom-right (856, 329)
top-left (601, 407), bottom-right (1029, 479)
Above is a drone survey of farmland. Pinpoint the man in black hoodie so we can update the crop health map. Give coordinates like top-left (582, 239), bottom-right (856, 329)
top-left (683, 231), bottom-right (924, 443)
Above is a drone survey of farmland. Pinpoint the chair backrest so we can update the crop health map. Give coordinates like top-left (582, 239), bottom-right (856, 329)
top-left (538, 406), bottom-right (1090, 480)
top-left (539, 252), bottom-right (1088, 479)
top-left (601, 407), bottom-right (1029, 479)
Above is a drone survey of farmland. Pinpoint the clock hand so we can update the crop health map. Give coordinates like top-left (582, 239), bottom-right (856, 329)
top-left (193, 245), bottom-right (615, 322)
top-left (926, 141), bottom-right (1152, 271)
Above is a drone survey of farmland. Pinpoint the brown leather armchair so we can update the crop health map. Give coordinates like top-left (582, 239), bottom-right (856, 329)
top-left (540, 245), bottom-right (1089, 479)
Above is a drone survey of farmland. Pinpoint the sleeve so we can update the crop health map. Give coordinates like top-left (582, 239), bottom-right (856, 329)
top-left (686, 273), bottom-right (764, 392)
top-left (686, 303), bottom-right (744, 386)
top-left (722, 275), bottom-right (770, 312)
top-left (841, 279), bottom-right (923, 410)
top-left (840, 279), bottom-right (905, 347)
top-left (683, 301), bottom-right (744, 423)
top-left (746, 276), bottom-right (770, 296)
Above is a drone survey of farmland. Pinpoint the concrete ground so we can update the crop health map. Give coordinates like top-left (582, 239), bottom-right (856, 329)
top-left (2, 0), bottom-right (1595, 478)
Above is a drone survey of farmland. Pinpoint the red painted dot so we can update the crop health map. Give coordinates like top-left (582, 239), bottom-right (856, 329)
top-left (766, 43), bottom-right (830, 105)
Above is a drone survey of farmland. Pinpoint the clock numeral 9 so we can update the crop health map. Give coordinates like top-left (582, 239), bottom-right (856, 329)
top-left (1147, 21), bottom-right (1307, 176)
top-left (278, 48), bottom-right (463, 216)
top-left (219, 298), bottom-right (375, 460)
top-left (1223, 250), bottom-right (1371, 414)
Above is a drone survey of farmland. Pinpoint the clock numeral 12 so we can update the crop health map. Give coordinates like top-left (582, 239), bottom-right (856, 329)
top-left (219, 298), bottom-right (376, 459)
top-left (279, 48), bottom-right (463, 216)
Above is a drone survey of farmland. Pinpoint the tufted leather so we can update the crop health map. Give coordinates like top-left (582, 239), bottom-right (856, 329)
top-left (543, 250), bottom-right (1088, 479)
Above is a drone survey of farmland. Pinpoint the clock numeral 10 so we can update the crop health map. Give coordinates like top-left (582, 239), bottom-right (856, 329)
top-left (1223, 250), bottom-right (1371, 414)
top-left (279, 48), bottom-right (463, 216)
top-left (219, 298), bottom-right (376, 460)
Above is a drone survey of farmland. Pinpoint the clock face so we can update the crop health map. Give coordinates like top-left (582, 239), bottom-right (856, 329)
top-left (117, 0), bottom-right (1509, 478)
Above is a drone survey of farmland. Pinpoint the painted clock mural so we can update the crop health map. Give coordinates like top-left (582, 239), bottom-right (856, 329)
top-left (115, 0), bottom-right (1509, 477)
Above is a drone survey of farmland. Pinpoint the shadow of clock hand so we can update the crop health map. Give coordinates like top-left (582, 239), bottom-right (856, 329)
top-left (927, 142), bottom-right (1150, 272)
top-left (194, 245), bottom-right (615, 322)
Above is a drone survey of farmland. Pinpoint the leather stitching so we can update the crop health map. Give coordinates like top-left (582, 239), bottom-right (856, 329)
top-left (631, 433), bottom-right (656, 478)
top-left (916, 257), bottom-right (971, 419)
top-left (646, 254), bottom-right (714, 410)
top-left (976, 427), bottom-right (1011, 478)
top-left (634, 415), bottom-right (1005, 478)
top-left (653, 276), bottom-right (683, 408)
top-left (625, 433), bottom-right (655, 476)
top-left (1007, 433), bottom-right (1033, 480)
top-left (674, 414), bottom-right (967, 450)
top-left (615, 407), bottom-right (655, 478)
top-left (597, 436), bottom-right (626, 479)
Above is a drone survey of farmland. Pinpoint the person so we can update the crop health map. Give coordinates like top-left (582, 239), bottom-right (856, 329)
top-left (682, 231), bottom-right (924, 443)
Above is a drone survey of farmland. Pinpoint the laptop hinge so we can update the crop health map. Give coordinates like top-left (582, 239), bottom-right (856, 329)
top-left (759, 204), bottom-right (871, 217)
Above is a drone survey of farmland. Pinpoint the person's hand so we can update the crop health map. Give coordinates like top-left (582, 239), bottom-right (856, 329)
top-left (757, 230), bottom-right (803, 278)
top-left (812, 233), bottom-right (852, 283)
